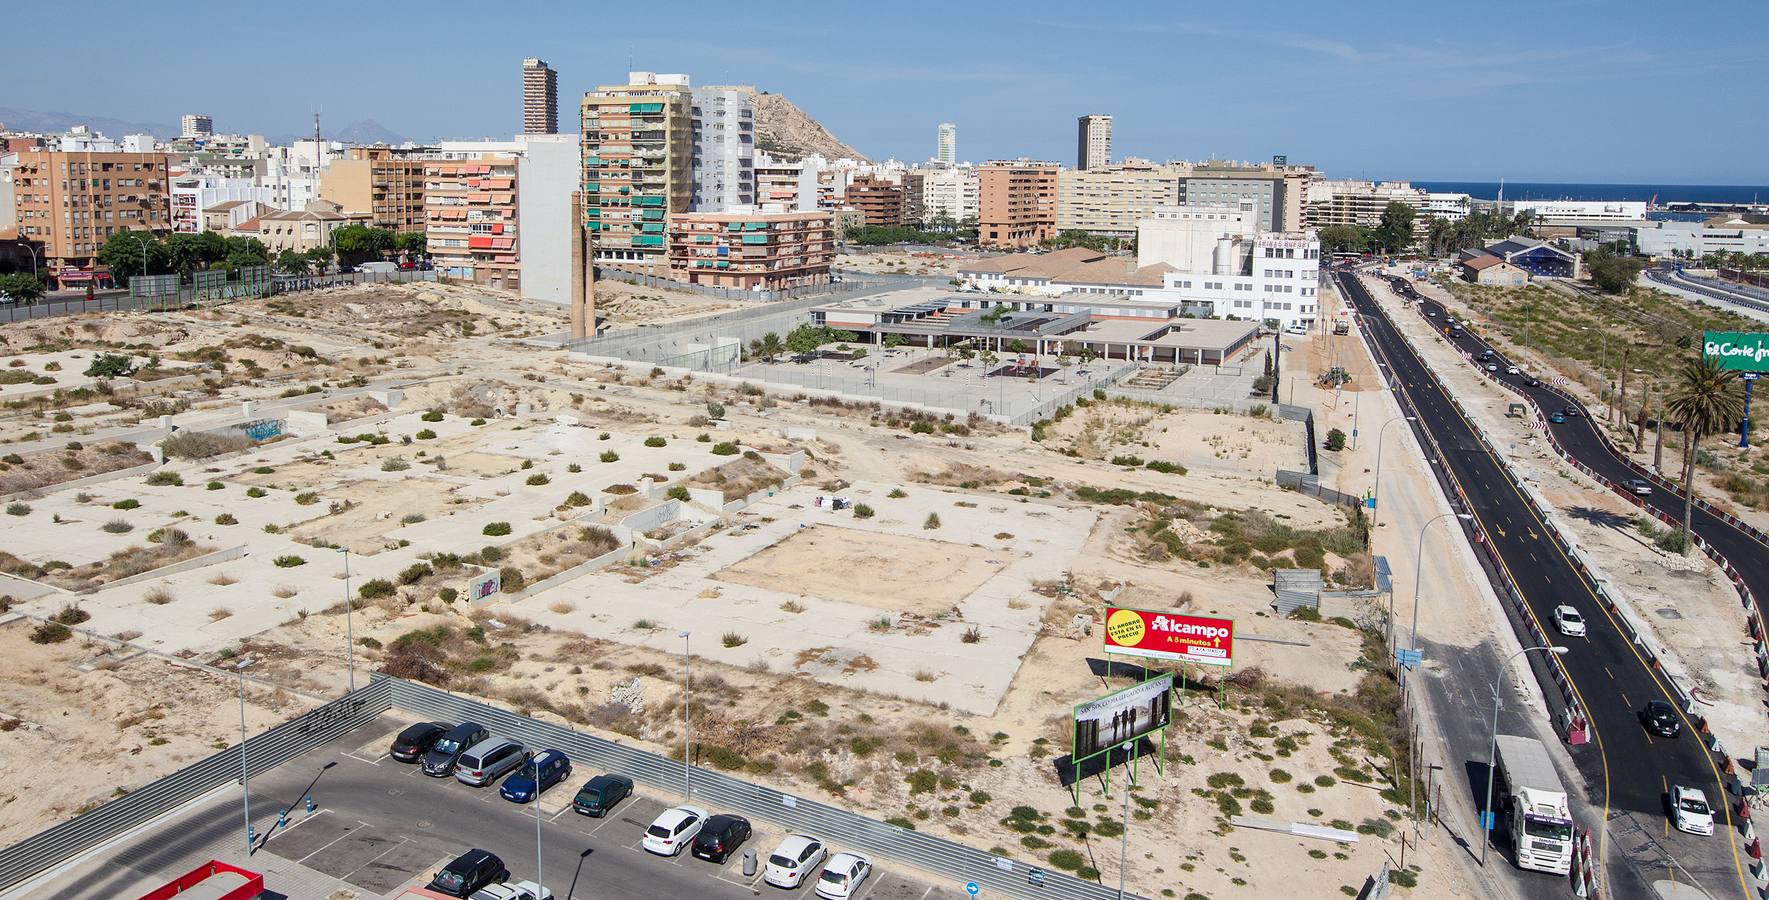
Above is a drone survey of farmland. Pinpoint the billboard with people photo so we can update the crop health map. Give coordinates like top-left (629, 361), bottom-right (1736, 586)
top-left (1072, 672), bottom-right (1173, 762)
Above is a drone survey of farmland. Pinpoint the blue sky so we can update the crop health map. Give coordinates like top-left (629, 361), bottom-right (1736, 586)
top-left (13, 0), bottom-right (1768, 184)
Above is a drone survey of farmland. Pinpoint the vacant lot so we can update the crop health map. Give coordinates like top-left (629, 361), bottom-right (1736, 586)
top-left (715, 524), bottom-right (1006, 614)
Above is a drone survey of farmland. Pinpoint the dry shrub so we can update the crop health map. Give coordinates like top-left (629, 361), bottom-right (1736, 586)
top-left (550, 601), bottom-right (577, 614)
top-left (161, 431), bottom-right (253, 460)
top-left (143, 585), bottom-right (174, 605)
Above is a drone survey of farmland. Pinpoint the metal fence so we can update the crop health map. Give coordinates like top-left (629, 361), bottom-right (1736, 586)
top-left (1275, 469), bottom-right (1363, 509)
top-left (593, 267), bottom-right (881, 303)
top-left (386, 678), bottom-right (1142, 900)
top-left (0, 679), bottom-right (393, 891)
top-left (0, 270), bottom-right (440, 325)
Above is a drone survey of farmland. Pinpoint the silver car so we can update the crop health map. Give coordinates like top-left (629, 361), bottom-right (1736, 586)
top-left (454, 738), bottom-right (527, 787)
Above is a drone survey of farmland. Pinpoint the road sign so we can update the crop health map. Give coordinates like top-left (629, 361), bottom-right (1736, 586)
top-left (1746, 373), bottom-right (1762, 381)
top-left (1479, 811), bottom-right (1496, 831)
top-left (1394, 648), bottom-right (1423, 669)
top-left (966, 881), bottom-right (980, 897)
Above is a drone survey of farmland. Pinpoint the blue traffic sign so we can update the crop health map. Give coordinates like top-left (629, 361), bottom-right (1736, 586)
top-left (966, 882), bottom-right (980, 897)
top-left (1394, 648), bottom-right (1423, 669)
top-left (1479, 811), bottom-right (1496, 831)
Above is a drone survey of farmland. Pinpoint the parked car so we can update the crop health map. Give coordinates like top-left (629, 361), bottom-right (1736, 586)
top-left (572, 773), bottom-right (634, 818)
top-left (500, 749), bottom-right (571, 803)
top-left (1641, 700), bottom-right (1681, 738)
top-left (1550, 412), bottom-right (1567, 424)
top-left (1623, 478), bottom-right (1653, 496)
top-left (691, 814), bottom-right (753, 864)
top-left (390, 721), bottom-right (451, 763)
top-left (1552, 605), bottom-right (1586, 637)
top-left (1670, 785), bottom-right (1715, 835)
top-left (428, 849), bottom-right (509, 898)
top-left (468, 882), bottom-right (552, 900)
top-left (815, 852), bottom-right (874, 899)
top-left (455, 738), bottom-right (527, 787)
top-left (642, 805), bottom-right (708, 856)
top-left (764, 834), bottom-right (828, 888)
top-left (423, 722), bottom-right (489, 777)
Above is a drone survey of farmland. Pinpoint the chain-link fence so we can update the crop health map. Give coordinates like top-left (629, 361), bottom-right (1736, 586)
top-left (0, 269), bottom-right (440, 324)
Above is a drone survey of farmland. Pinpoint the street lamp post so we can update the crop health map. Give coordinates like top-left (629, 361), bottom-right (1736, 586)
top-left (1370, 415), bottom-right (1416, 529)
top-left (235, 657), bottom-right (257, 854)
top-left (1409, 512), bottom-right (1474, 653)
top-left (130, 231), bottom-right (148, 280)
top-left (1481, 645), bottom-right (1570, 865)
top-left (678, 630), bottom-right (692, 800)
top-left (341, 548), bottom-right (355, 692)
top-left (1117, 742), bottom-right (1133, 899)
top-left (531, 753), bottom-right (545, 898)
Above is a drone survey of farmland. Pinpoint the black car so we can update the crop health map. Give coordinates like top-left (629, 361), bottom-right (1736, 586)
top-left (1526, 378), bottom-right (1540, 387)
top-left (422, 722), bottom-right (489, 777)
top-left (1563, 406), bottom-right (1581, 418)
top-left (389, 721), bottom-right (451, 763)
top-left (691, 814), bottom-right (753, 863)
top-left (428, 848), bottom-right (508, 897)
top-left (572, 773), bottom-right (634, 818)
top-left (1642, 700), bottom-right (1681, 738)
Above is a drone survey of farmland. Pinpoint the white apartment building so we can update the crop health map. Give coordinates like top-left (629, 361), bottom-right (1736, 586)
top-left (1305, 179), bottom-right (1428, 229)
top-left (1135, 202), bottom-right (1257, 271)
top-left (170, 173), bottom-right (275, 233)
top-left (1059, 163), bottom-right (1186, 235)
top-left (755, 151), bottom-right (822, 212)
top-left (181, 114), bottom-right (213, 138)
top-left (908, 165), bottom-right (978, 224)
top-left (936, 123), bottom-right (956, 166)
top-left (691, 86), bottom-right (755, 212)
top-left (1424, 192), bottom-right (1472, 221)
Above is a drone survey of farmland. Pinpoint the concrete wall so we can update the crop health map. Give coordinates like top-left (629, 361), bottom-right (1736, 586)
top-left (516, 133), bottom-right (584, 305)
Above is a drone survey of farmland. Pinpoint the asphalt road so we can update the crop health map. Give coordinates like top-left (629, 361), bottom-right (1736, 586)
top-left (1336, 271), bottom-right (1750, 899)
top-left (42, 716), bottom-right (952, 900)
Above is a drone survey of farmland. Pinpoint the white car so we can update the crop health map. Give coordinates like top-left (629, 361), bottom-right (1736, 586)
top-left (815, 852), bottom-right (873, 899)
top-left (1553, 605), bottom-right (1587, 637)
top-left (1507, 366), bottom-right (1520, 375)
top-left (641, 805), bottom-right (708, 857)
top-left (1671, 785), bottom-right (1714, 835)
top-left (469, 881), bottom-right (553, 900)
top-left (764, 834), bottom-right (828, 888)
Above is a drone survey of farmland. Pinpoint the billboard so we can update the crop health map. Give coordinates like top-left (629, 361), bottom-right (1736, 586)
top-left (1103, 607), bottom-right (1234, 667)
top-left (1704, 332), bottom-right (1769, 373)
top-left (1073, 672), bottom-right (1173, 761)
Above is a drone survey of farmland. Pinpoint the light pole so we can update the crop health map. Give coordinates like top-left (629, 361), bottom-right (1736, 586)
top-left (130, 231), bottom-right (149, 280)
top-left (1370, 415), bottom-right (1416, 528)
top-left (1481, 645), bottom-right (1569, 865)
top-left (530, 752), bottom-right (545, 898)
top-left (1405, 512), bottom-right (1473, 654)
top-left (235, 656), bottom-right (257, 854)
top-left (341, 548), bottom-right (355, 692)
top-left (678, 630), bottom-right (692, 800)
top-left (1117, 741), bottom-right (1133, 899)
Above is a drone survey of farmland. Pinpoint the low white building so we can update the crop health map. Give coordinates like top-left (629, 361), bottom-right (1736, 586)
top-left (1636, 216), bottom-right (1769, 258)
top-left (1511, 199), bottom-right (1646, 222)
top-left (170, 173), bottom-right (275, 233)
top-left (1136, 202), bottom-right (1258, 271)
top-left (1425, 192), bottom-right (1472, 221)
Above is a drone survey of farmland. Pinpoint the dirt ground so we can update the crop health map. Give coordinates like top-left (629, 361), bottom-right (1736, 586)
top-left (0, 274), bottom-right (1466, 897)
top-left (838, 249), bottom-right (973, 278)
top-left (713, 525), bottom-right (1008, 614)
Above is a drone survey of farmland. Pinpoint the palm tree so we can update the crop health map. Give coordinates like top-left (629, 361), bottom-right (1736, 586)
top-left (1664, 356), bottom-right (1745, 545)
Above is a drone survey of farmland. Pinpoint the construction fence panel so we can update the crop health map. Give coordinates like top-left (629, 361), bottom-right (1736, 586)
top-left (386, 678), bottom-right (1139, 900)
top-left (0, 679), bottom-right (393, 891)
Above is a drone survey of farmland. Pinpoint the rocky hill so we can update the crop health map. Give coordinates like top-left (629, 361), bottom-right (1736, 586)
top-left (742, 88), bottom-right (869, 163)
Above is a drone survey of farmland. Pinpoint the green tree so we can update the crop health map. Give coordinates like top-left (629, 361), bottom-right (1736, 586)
top-left (1375, 201), bottom-right (1417, 254)
top-left (330, 224), bottom-right (395, 267)
top-left (1317, 225), bottom-right (1370, 257)
top-left (0, 272), bottom-right (47, 303)
top-left (164, 231), bottom-right (227, 277)
top-left (1665, 356), bottom-right (1745, 545)
top-left (747, 331), bottom-right (784, 362)
top-left (304, 246), bottom-right (336, 274)
top-left (394, 231), bottom-right (428, 256)
top-left (274, 248), bottom-right (310, 275)
top-left (96, 230), bottom-right (171, 284)
top-left (1584, 248), bottom-right (1646, 294)
top-left (222, 236), bottom-right (270, 271)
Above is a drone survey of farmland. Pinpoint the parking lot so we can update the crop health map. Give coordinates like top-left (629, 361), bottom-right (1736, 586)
top-left (24, 715), bottom-right (958, 900)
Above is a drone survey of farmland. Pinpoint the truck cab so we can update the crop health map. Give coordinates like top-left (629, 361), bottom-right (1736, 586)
top-left (1493, 734), bottom-right (1575, 875)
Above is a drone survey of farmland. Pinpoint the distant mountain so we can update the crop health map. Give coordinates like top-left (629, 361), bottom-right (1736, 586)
top-left (0, 106), bottom-right (173, 138)
top-left (744, 89), bottom-right (869, 163)
top-left (332, 119), bottom-right (406, 145)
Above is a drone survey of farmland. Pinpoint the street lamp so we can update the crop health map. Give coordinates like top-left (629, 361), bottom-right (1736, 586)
top-left (678, 630), bottom-right (692, 800)
top-left (1370, 415), bottom-right (1416, 529)
top-left (235, 656), bottom-right (257, 854)
top-left (1117, 741), bottom-right (1134, 899)
top-left (340, 548), bottom-right (355, 692)
top-left (130, 231), bottom-right (149, 280)
top-left (1404, 512), bottom-right (1473, 654)
top-left (1480, 645), bottom-right (1569, 866)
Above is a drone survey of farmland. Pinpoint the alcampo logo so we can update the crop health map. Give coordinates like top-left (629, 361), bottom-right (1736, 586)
top-left (1105, 609), bottom-right (1146, 647)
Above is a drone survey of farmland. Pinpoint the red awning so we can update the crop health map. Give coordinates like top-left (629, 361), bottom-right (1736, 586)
top-left (468, 236), bottom-right (494, 249)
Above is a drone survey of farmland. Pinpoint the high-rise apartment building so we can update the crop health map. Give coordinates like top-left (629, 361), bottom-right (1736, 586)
top-left (841, 175), bottom-right (905, 228)
top-left (691, 86), bottom-right (755, 212)
top-left (666, 209), bottom-right (833, 291)
top-left (523, 58), bottom-right (559, 135)
top-left (0, 145), bottom-right (171, 279)
top-left (978, 160), bottom-right (1058, 249)
top-left (320, 146), bottom-right (430, 233)
top-left (902, 166), bottom-right (977, 227)
top-left (936, 123), bottom-right (956, 166)
top-left (181, 114), bottom-right (213, 138)
top-left (1181, 162), bottom-right (1314, 233)
top-left (581, 72), bottom-right (694, 266)
top-left (1076, 114), bottom-right (1112, 170)
top-left (754, 151), bottom-right (822, 212)
top-left (1304, 179), bottom-right (1429, 234)
top-left (1057, 162), bottom-right (1187, 235)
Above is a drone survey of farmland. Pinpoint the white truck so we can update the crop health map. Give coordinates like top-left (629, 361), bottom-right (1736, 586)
top-left (1493, 734), bottom-right (1575, 875)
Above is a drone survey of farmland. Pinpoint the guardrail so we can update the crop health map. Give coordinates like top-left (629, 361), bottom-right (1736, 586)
top-left (1275, 469), bottom-right (1363, 509)
top-left (385, 678), bottom-right (1140, 900)
top-left (0, 679), bottom-right (393, 891)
